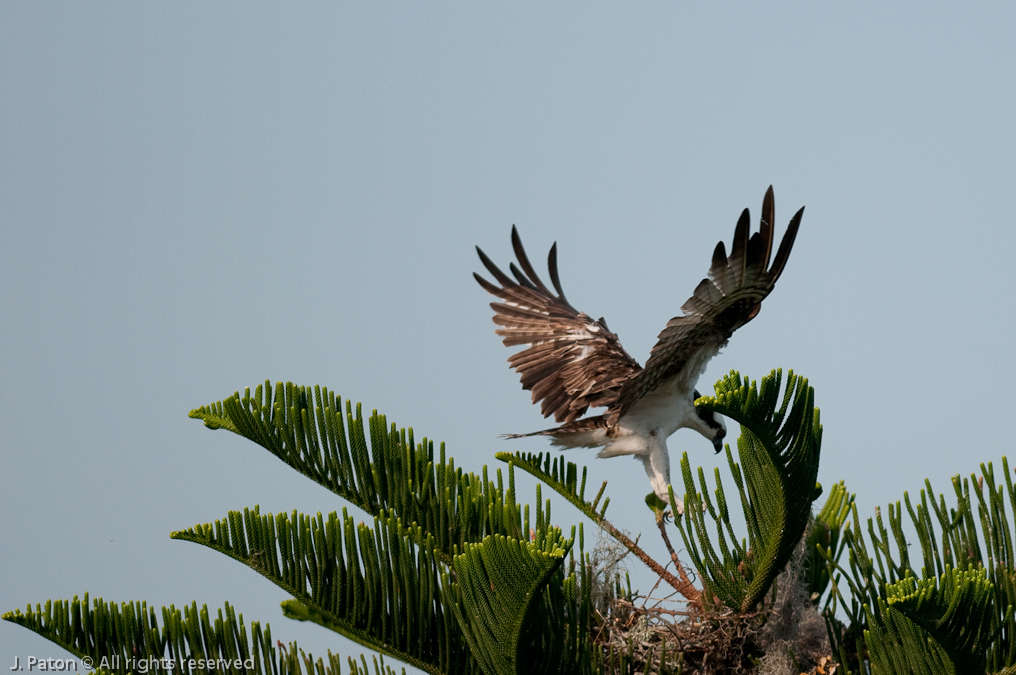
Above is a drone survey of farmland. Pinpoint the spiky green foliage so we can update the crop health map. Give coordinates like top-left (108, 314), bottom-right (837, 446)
top-left (15, 365), bottom-right (981, 675)
top-left (806, 481), bottom-right (854, 605)
top-left (674, 369), bottom-right (823, 612)
top-left (447, 532), bottom-right (570, 675)
top-left (179, 386), bottom-right (600, 675)
top-left (1, 595), bottom-right (401, 675)
top-left (863, 598), bottom-right (954, 675)
top-left (189, 382), bottom-right (538, 562)
top-left (888, 567), bottom-right (994, 671)
top-left (34, 368), bottom-right (1016, 674)
top-left (172, 507), bottom-right (472, 675)
top-left (862, 567), bottom-right (995, 675)
top-left (831, 458), bottom-right (1016, 674)
top-left (494, 452), bottom-right (611, 523)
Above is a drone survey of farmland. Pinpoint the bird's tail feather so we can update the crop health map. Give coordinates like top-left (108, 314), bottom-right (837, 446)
top-left (501, 427), bottom-right (560, 440)
top-left (501, 415), bottom-right (610, 449)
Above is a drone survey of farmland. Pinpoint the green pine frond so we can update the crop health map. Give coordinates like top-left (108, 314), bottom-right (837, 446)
top-left (675, 369), bottom-right (823, 612)
top-left (885, 566), bottom-right (994, 670)
top-left (863, 566), bottom-right (994, 675)
top-left (863, 599), bottom-right (953, 675)
top-left (171, 507), bottom-right (472, 675)
top-left (189, 382), bottom-right (539, 561)
top-left (838, 458), bottom-right (1016, 673)
top-left (1, 596), bottom-right (398, 675)
top-left (445, 532), bottom-right (571, 675)
top-left (494, 452), bottom-right (610, 523)
top-left (806, 481), bottom-right (854, 605)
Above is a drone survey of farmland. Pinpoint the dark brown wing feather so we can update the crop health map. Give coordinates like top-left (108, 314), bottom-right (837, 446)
top-left (475, 226), bottom-right (642, 424)
top-left (610, 186), bottom-right (804, 423)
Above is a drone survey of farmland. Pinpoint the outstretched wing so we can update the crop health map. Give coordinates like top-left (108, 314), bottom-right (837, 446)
top-left (611, 186), bottom-right (804, 423)
top-left (475, 226), bottom-right (642, 424)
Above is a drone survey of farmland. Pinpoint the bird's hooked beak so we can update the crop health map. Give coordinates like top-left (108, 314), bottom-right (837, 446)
top-left (712, 431), bottom-right (726, 453)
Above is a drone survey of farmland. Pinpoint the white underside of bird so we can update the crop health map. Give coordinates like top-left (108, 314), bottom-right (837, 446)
top-left (543, 345), bottom-right (726, 509)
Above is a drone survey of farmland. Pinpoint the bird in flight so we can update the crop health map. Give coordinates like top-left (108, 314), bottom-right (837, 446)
top-left (474, 186), bottom-right (804, 505)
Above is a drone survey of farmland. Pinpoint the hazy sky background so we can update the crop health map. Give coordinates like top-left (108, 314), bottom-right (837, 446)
top-left (3, 4), bottom-right (1015, 672)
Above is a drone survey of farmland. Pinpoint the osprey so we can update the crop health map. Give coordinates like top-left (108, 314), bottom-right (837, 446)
top-left (474, 186), bottom-right (804, 504)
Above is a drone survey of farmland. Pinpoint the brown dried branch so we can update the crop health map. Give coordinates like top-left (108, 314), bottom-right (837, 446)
top-left (655, 509), bottom-right (701, 605)
top-left (595, 511), bottom-right (701, 602)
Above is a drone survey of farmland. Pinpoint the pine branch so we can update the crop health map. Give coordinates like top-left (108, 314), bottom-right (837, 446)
top-left (675, 369), bottom-right (823, 613)
top-left (805, 480), bottom-right (854, 607)
top-left (2, 596), bottom-right (398, 675)
top-left (838, 458), bottom-right (1016, 673)
top-left (863, 598), bottom-right (953, 675)
top-left (497, 451), bottom-right (699, 601)
top-left (187, 387), bottom-right (604, 675)
top-left (655, 492), bottom-right (701, 603)
top-left (445, 532), bottom-right (571, 675)
top-left (862, 566), bottom-right (995, 675)
top-left (886, 566), bottom-right (994, 670)
top-left (172, 507), bottom-right (479, 675)
top-left (190, 383), bottom-right (541, 564)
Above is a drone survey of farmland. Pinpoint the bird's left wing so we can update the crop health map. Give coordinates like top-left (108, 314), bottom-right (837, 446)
top-left (475, 226), bottom-right (642, 424)
top-left (611, 186), bottom-right (804, 423)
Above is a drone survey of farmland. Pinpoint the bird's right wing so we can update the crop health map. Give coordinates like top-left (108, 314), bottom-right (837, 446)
top-left (475, 227), bottom-right (642, 424)
top-left (611, 186), bottom-right (804, 423)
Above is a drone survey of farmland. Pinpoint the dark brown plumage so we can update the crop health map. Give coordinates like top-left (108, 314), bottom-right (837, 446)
top-left (474, 230), bottom-right (641, 425)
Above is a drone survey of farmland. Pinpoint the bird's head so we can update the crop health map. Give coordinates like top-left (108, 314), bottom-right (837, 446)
top-left (690, 390), bottom-right (727, 453)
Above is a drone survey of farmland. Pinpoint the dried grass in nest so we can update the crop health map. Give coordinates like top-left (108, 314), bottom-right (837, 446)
top-left (586, 520), bottom-right (838, 673)
top-left (591, 590), bottom-right (837, 675)
top-left (593, 594), bottom-right (765, 675)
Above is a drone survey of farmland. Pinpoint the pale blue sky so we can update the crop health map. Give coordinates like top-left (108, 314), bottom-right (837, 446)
top-left (3, 4), bottom-right (1015, 671)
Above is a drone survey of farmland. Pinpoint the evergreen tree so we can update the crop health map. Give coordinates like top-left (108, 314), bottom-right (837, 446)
top-left (7, 367), bottom-right (1016, 674)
